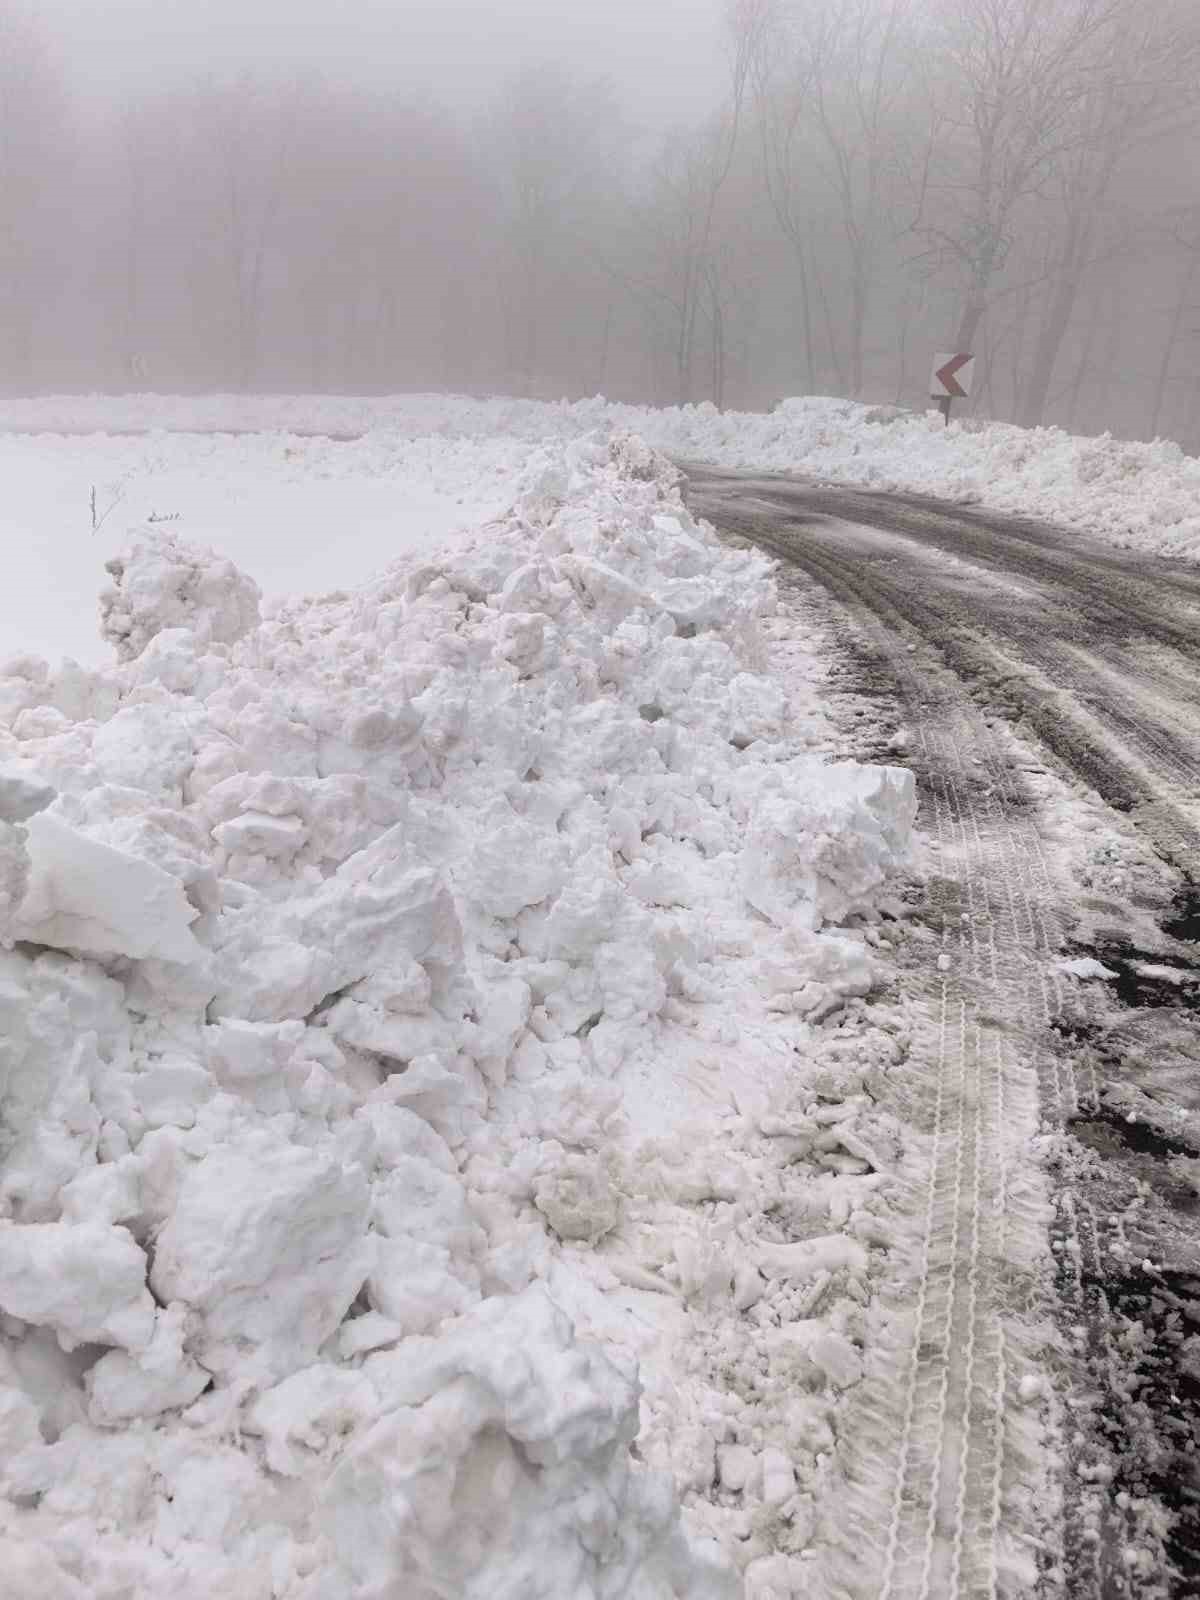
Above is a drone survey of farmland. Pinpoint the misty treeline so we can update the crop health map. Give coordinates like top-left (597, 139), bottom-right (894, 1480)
top-left (4, 0), bottom-right (1200, 441)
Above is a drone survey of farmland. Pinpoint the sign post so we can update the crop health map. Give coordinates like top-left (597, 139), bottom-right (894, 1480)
top-left (930, 352), bottom-right (975, 424)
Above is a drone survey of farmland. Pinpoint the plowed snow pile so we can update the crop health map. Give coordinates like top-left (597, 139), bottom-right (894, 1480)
top-left (0, 433), bottom-right (916, 1599)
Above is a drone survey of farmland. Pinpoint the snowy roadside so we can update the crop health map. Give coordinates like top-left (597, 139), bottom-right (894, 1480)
top-left (0, 426), bottom-right (519, 666)
top-left (0, 435), bottom-right (923, 1598)
top-left (3, 389), bottom-right (1200, 562)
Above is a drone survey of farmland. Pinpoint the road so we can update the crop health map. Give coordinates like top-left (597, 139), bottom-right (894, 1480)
top-left (688, 465), bottom-right (1200, 1600)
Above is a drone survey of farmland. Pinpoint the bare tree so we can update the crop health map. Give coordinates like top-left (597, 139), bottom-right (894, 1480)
top-left (484, 64), bottom-right (626, 396)
top-left (186, 74), bottom-right (303, 392)
top-left (612, 17), bottom-right (756, 406)
top-left (911, 0), bottom-right (1131, 360)
top-left (1015, 1), bottom-right (1200, 425)
top-left (745, 0), bottom-right (915, 396)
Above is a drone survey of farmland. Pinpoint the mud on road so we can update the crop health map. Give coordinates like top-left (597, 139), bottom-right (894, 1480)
top-left (688, 466), bottom-right (1200, 1599)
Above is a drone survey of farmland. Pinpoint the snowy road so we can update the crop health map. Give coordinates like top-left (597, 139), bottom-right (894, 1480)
top-left (691, 467), bottom-right (1200, 1598)
top-left (688, 468), bottom-right (1200, 883)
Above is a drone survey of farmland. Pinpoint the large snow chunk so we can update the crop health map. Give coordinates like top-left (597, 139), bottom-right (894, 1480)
top-left (100, 529), bottom-right (261, 662)
top-left (740, 759), bottom-right (916, 928)
top-left (210, 854), bottom-right (463, 1023)
top-left (15, 809), bottom-right (203, 964)
top-left (86, 1303), bottom-right (211, 1423)
top-left (149, 1135), bottom-right (372, 1381)
top-left (0, 1221), bottom-right (155, 1352)
top-left (245, 1363), bottom-right (378, 1476)
top-left (0, 951), bottom-right (132, 1221)
top-left (90, 703), bottom-right (194, 798)
top-left (320, 1285), bottom-right (736, 1600)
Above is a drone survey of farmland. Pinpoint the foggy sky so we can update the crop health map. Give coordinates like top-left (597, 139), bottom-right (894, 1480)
top-left (8, 0), bottom-right (1200, 441)
top-left (39, 0), bottom-right (727, 124)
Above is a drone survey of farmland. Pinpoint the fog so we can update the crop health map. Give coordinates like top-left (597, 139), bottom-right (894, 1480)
top-left (5, 0), bottom-right (1200, 441)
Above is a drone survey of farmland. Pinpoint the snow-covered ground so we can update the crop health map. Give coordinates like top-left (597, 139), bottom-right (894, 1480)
top-left (0, 427), bottom-right (517, 666)
top-left (4, 389), bottom-right (1200, 595)
top-left (5, 389), bottom-right (1187, 1595)
top-left (0, 432), bottom-right (927, 1598)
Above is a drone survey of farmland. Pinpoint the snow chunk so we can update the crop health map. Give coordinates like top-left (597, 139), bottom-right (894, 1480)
top-left (245, 1363), bottom-right (377, 1476)
top-left (100, 528), bottom-right (261, 661)
top-left (0, 1221), bottom-right (155, 1352)
top-left (0, 1539), bottom-right (86, 1600)
top-left (0, 820), bottom-right (31, 947)
top-left (322, 1285), bottom-right (736, 1599)
top-left (150, 1135), bottom-right (372, 1381)
top-left (86, 1303), bottom-right (210, 1423)
top-left (758, 1234), bottom-right (869, 1280)
top-left (740, 760), bottom-right (916, 928)
top-left (15, 809), bottom-right (203, 964)
top-left (1057, 956), bottom-right (1118, 981)
top-left (534, 1151), bottom-right (620, 1243)
top-left (0, 769), bottom-right (55, 824)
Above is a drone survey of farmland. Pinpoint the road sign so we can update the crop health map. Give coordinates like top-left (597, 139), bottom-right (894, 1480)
top-left (931, 352), bottom-right (975, 399)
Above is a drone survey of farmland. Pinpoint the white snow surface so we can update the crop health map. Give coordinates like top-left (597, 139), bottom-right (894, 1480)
top-left (0, 432), bottom-right (918, 1599)
top-left (5, 388), bottom-right (1200, 563)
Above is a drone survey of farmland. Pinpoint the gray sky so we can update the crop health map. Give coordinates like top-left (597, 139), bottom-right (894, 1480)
top-left (41, 0), bottom-right (728, 124)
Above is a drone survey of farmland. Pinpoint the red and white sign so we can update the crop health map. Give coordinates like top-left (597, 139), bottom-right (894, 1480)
top-left (930, 352), bottom-right (975, 399)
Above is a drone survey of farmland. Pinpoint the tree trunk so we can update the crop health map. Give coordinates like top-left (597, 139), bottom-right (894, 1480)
top-left (1148, 255), bottom-right (1199, 440)
top-left (1064, 281), bottom-right (1105, 430)
top-left (817, 264), bottom-right (845, 392)
top-left (848, 265), bottom-right (868, 396)
top-left (953, 296), bottom-right (987, 355)
top-left (1017, 216), bottom-right (1092, 428)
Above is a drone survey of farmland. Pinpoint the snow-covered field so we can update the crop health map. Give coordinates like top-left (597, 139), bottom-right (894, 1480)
top-left (5, 389), bottom-right (1200, 597)
top-left (0, 432), bottom-right (927, 1598)
top-left (0, 426), bottom-right (517, 666)
top-left (6, 391), bottom-right (1198, 671)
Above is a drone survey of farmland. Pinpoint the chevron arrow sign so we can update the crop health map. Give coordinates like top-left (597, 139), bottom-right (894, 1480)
top-left (930, 352), bottom-right (975, 399)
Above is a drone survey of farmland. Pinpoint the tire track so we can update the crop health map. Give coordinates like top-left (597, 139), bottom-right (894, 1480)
top-left (691, 479), bottom-right (1190, 1598)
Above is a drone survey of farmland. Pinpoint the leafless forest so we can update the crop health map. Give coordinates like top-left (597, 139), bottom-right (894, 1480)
top-left (4, 0), bottom-right (1200, 441)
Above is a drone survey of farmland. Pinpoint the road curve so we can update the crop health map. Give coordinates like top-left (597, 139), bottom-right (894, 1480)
top-left (687, 465), bottom-right (1200, 1600)
top-left (687, 466), bottom-right (1200, 884)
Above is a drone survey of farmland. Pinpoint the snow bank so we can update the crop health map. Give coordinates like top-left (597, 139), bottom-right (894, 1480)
top-left (3, 388), bottom-right (1199, 560)
top-left (0, 431), bottom-right (916, 1597)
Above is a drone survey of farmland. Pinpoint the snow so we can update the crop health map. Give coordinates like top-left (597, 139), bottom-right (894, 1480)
top-left (0, 428), bottom-right (919, 1597)
top-left (1057, 956), bottom-right (1119, 981)
top-left (16, 809), bottom-right (204, 963)
top-left (4, 388), bottom-right (1200, 588)
top-left (5, 392), bottom-right (1198, 677)
top-left (0, 425), bottom-right (513, 666)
